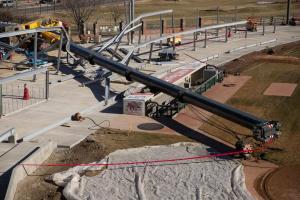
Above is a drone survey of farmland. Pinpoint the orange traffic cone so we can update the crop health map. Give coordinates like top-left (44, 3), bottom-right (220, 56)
top-left (23, 84), bottom-right (30, 100)
top-left (228, 29), bottom-right (232, 38)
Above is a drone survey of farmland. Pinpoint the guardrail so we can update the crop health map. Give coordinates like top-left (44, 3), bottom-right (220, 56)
top-left (226, 39), bottom-right (277, 54)
top-left (194, 71), bottom-right (224, 94)
top-left (0, 128), bottom-right (16, 143)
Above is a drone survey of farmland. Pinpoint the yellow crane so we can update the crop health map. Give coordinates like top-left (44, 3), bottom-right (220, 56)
top-left (21, 19), bottom-right (63, 44)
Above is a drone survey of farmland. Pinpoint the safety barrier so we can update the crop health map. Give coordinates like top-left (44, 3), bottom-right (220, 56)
top-left (194, 71), bottom-right (224, 94)
top-left (0, 128), bottom-right (16, 143)
top-left (226, 39), bottom-right (277, 54)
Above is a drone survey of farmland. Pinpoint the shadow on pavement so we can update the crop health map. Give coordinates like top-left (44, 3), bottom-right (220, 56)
top-left (155, 117), bottom-right (234, 153)
top-left (49, 57), bottom-right (117, 102)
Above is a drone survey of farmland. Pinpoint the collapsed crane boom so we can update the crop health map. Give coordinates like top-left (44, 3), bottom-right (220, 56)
top-left (69, 42), bottom-right (281, 143)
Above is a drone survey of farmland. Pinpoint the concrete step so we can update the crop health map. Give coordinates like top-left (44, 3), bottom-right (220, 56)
top-left (0, 142), bottom-right (40, 175)
top-left (0, 143), bottom-right (15, 158)
top-left (34, 113), bottom-right (116, 148)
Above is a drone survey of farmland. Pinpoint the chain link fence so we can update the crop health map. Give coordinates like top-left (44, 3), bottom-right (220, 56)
top-left (0, 68), bottom-right (49, 117)
top-left (1, 83), bottom-right (45, 115)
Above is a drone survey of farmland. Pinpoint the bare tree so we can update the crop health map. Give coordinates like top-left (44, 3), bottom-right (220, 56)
top-left (62, 0), bottom-right (95, 35)
top-left (0, 10), bottom-right (13, 22)
top-left (109, 3), bottom-right (124, 26)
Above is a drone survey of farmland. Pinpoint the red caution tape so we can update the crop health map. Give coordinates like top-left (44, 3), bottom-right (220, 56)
top-left (20, 146), bottom-right (267, 168)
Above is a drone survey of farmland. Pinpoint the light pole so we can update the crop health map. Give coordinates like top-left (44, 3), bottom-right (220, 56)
top-left (129, 0), bottom-right (135, 23)
top-left (286, 0), bottom-right (291, 25)
top-left (129, 0), bottom-right (135, 44)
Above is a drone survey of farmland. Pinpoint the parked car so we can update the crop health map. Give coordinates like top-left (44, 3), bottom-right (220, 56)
top-left (1, 0), bottom-right (15, 7)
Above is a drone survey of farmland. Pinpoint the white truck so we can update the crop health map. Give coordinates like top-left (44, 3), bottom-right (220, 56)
top-left (0, 0), bottom-right (15, 7)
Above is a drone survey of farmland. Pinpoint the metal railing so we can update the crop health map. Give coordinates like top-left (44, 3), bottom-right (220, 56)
top-left (0, 128), bottom-right (15, 143)
top-left (1, 83), bottom-right (45, 116)
top-left (0, 67), bottom-right (49, 117)
top-left (194, 71), bottom-right (224, 94)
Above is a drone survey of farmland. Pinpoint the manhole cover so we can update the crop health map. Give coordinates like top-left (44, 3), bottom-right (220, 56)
top-left (137, 123), bottom-right (164, 131)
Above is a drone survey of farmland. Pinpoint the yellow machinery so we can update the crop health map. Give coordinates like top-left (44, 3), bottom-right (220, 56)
top-left (246, 17), bottom-right (257, 32)
top-left (21, 19), bottom-right (63, 44)
top-left (167, 36), bottom-right (182, 46)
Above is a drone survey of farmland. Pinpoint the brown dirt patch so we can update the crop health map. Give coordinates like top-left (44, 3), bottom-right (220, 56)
top-left (14, 128), bottom-right (195, 200)
top-left (223, 41), bottom-right (300, 74)
top-left (243, 160), bottom-right (278, 200)
top-left (204, 75), bottom-right (252, 103)
top-left (259, 165), bottom-right (300, 200)
top-left (253, 55), bottom-right (300, 65)
top-left (264, 83), bottom-right (297, 97)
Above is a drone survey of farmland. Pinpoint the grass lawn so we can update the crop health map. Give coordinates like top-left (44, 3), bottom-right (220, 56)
top-left (44, 0), bottom-right (299, 32)
top-left (135, 0), bottom-right (292, 18)
top-left (200, 44), bottom-right (300, 165)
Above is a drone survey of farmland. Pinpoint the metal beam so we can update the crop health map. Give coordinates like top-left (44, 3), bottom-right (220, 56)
top-left (124, 23), bottom-right (143, 35)
top-left (70, 42), bottom-right (265, 128)
top-left (69, 42), bottom-right (280, 142)
top-left (0, 128), bottom-right (15, 143)
top-left (45, 70), bottom-right (49, 99)
top-left (33, 32), bottom-right (38, 81)
top-left (96, 10), bottom-right (173, 53)
top-left (0, 84), bottom-right (2, 116)
top-left (0, 27), bottom-right (62, 38)
top-left (121, 21), bottom-right (247, 63)
top-left (57, 31), bottom-right (64, 73)
top-left (104, 77), bottom-right (110, 105)
top-left (134, 21), bottom-right (247, 49)
top-left (286, 0), bottom-right (291, 25)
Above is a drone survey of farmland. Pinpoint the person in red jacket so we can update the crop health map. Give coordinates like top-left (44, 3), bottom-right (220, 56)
top-left (23, 84), bottom-right (30, 100)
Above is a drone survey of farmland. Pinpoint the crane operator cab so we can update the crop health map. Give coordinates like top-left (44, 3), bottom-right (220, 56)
top-left (253, 121), bottom-right (281, 142)
top-left (236, 121), bottom-right (281, 159)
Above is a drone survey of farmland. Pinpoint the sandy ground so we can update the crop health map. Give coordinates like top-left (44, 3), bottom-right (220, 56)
top-left (49, 143), bottom-right (253, 200)
top-left (263, 83), bottom-right (297, 97)
top-left (242, 160), bottom-right (278, 200)
top-left (264, 165), bottom-right (300, 200)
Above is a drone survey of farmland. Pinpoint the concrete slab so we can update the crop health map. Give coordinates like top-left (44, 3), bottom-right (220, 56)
top-left (0, 78), bottom-right (108, 140)
top-left (3, 141), bottom-right (56, 200)
top-left (0, 142), bottom-right (39, 174)
top-left (0, 143), bottom-right (15, 157)
top-left (33, 113), bottom-right (117, 148)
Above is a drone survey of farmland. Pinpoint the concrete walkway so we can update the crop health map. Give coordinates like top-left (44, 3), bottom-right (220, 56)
top-left (0, 77), bottom-right (111, 140)
top-left (185, 26), bottom-right (300, 66)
